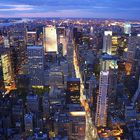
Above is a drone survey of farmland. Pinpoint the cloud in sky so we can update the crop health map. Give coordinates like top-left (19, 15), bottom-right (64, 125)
top-left (0, 4), bottom-right (34, 11)
top-left (0, 0), bottom-right (140, 19)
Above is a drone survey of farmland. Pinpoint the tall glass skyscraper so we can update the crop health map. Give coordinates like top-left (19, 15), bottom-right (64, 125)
top-left (43, 26), bottom-right (58, 53)
top-left (103, 31), bottom-right (112, 55)
top-left (95, 71), bottom-right (109, 127)
top-left (27, 46), bottom-right (44, 87)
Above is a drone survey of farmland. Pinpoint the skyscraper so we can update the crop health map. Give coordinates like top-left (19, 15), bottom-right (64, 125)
top-left (103, 31), bottom-right (112, 55)
top-left (126, 34), bottom-right (140, 75)
top-left (124, 23), bottom-right (131, 35)
top-left (60, 37), bottom-right (67, 56)
top-left (57, 27), bottom-right (67, 55)
top-left (26, 31), bottom-right (37, 46)
top-left (111, 36), bottom-right (118, 55)
top-left (9, 26), bottom-right (27, 75)
top-left (43, 26), bottom-right (57, 53)
top-left (24, 113), bottom-right (33, 133)
top-left (90, 26), bottom-right (94, 35)
top-left (26, 94), bottom-right (39, 113)
top-left (67, 30), bottom-right (75, 77)
top-left (66, 78), bottom-right (80, 104)
top-left (0, 48), bottom-right (14, 89)
top-left (100, 54), bottom-right (118, 71)
top-left (27, 46), bottom-right (44, 87)
top-left (132, 76), bottom-right (140, 104)
top-left (95, 71), bottom-right (109, 127)
top-left (100, 54), bottom-right (118, 111)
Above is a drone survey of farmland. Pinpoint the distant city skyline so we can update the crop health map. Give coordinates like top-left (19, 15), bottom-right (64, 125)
top-left (0, 0), bottom-right (140, 20)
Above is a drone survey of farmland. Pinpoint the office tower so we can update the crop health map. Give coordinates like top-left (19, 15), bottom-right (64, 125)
top-left (95, 71), bottom-right (109, 127)
top-left (68, 104), bottom-right (85, 140)
top-left (126, 34), bottom-right (140, 75)
top-left (60, 61), bottom-right (69, 88)
top-left (100, 54), bottom-right (118, 110)
top-left (42, 93), bottom-right (50, 118)
top-left (125, 103), bottom-right (136, 123)
top-left (54, 113), bottom-right (69, 137)
top-left (0, 35), bottom-right (4, 47)
top-left (26, 94), bottom-right (39, 113)
top-left (111, 36), bottom-right (118, 55)
top-left (67, 40), bottom-right (74, 73)
top-left (43, 26), bottom-right (57, 53)
top-left (131, 24), bottom-right (140, 34)
top-left (67, 30), bottom-right (75, 77)
top-left (60, 37), bottom-right (67, 56)
top-left (124, 23), bottom-right (131, 35)
top-left (57, 27), bottom-right (67, 55)
top-left (9, 26), bottom-right (27, 75)
top-left (4, 36), bottom-right (10, 48)
top-left (37, 32), bottom-right (43, 46)
top-left (26, 31), bottom-right (37, 46)
top-left (132, 76), bottom-right (140, 104)
top-left (12, 99), bottom-right (24, 131)
top-left (100, 54), bottom-right (118, 71)
top-left (90, 26), bottom-right (94, 35)
top-left (24, 113), bottom-right (33, 132)
top-left (108, 68), bottom-right (118, 108)
top-left (27, 46), bottom-right (44, 87)
top-left (0, 48), bottom-right (14, 89)
top-left (49, 68), bottom-right (64, 88)
top-left (85, 75), bottom-right (97, 107)
top-left (66, 78), bottom-right (80, 104)
top-left (73, 27), bottom-right (83, 45)
top-left (58, 43), bottom-right (63, 56)
top-left (103, 31), bottom-right (112, 55)
top-left (57, 27), bottom-right (66, 37)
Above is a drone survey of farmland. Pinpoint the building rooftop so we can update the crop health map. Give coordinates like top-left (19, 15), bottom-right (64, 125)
top-left (27, 46), bottom-right (43, 49)
top-left (101, 54), bottom-right (118, 60)
top-left (67, 77), bottom-right (80, 82)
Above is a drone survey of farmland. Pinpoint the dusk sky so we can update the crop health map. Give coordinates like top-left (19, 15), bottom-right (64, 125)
top-left (0, 0), bottom-right (140, 19)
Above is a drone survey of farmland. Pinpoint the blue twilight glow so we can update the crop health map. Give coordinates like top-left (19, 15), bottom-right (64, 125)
top-left (0, 0), bottom-right (140, 19)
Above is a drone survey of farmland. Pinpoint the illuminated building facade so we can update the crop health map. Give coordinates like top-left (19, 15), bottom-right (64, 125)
top-left (124, 23), bottom-right (131, 35)
top-left (100, 54), bottom-right (118, 110)
top-left (126, 34), bottom-right (140, 75)
top-left (66, 78), bottom-right (80, 104)
top-left (0, 48), bottom-right (14, 88)
top-left (95, 71), bottom-right (109, 127)
top-left (90, 26), bottom-right (94, 35)
top-left (26, 31), bottom-right (37, 46)
top-left (4, 37), bottom-right (10, 48)
top-left (103, 31), bottom-right (112, 55)
top-left (111, 36), bottom-right (118, 55)
top-left (49, 70), bottom-right (64, 88)
top-left (43, 26), bottom-right (58, 53)
top-left (100, 54), bottom-right (118, 71)
top-left (27, 46), bottom-right (44, 87)
top-left (68, 104), bottom-right (85, 140)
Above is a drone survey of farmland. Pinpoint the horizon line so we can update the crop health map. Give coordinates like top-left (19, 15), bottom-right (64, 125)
top-left (0, 17), bottom-right (140, 21)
